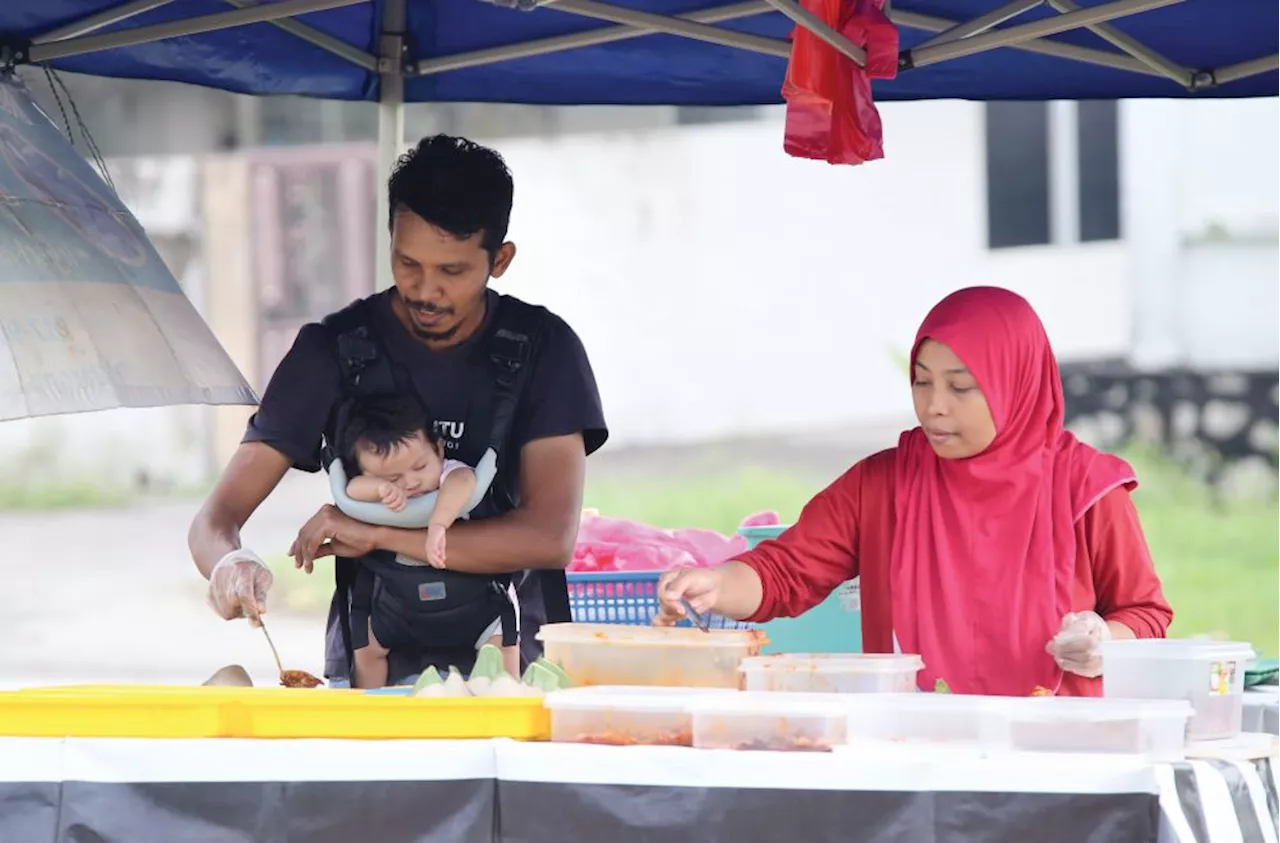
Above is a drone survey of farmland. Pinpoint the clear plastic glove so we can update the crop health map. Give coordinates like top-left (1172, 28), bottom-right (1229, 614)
top-left (653, 567), bottom-right (721, 627)
top-left (1045, 610), bottom-right (1111, 678)
top-left (207, 549), bottom-right (273, 626)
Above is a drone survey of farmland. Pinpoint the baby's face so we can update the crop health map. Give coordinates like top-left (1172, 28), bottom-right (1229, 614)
top-left (356, 432), bottom-right (443, 497)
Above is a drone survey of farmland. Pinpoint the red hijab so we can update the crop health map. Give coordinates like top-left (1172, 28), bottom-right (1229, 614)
top-left (891, 287), bottom-right (1136, 696)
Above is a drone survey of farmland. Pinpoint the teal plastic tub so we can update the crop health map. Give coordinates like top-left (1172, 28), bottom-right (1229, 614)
top-left (737, 524), bottom-right (863, 655)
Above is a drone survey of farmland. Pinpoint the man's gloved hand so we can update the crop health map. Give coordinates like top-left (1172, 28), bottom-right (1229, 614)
top-left (1045, 610), bottom-right (1111, 678)
top-left (207, 549), bottom-right (273, 627)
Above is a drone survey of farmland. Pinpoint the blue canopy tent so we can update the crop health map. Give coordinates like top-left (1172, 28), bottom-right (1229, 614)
top-left (4, 0), bottom-right (1276, 103)
top-left (1, 0), bottom-right (1275, 289)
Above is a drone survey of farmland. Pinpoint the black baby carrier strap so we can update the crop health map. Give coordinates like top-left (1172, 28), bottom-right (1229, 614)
top-left (450, 297), bottom-right (572, 634)
top-left (460, 301), bottom-right (574, 636)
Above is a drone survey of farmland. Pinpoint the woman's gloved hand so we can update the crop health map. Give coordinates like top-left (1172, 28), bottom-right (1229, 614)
top-left (1045, 610), bottom-right (1111, 678)
top-left (207, 549), bottom-right (273, 626)
top-left (653, 567), bottom-right (722, 627)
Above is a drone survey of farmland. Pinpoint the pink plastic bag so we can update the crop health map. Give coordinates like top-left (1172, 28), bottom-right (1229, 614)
top-left (569, 512), bottom-right (782, 573)
top-left (781, 0), bottom-right (899, 166)
top-left (739, 512), bottom-right (782, 529)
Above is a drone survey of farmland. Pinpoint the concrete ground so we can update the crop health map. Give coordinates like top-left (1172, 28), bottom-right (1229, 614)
top-left (0, 469), bottom-right (334, 689)
top-left (0, 424), bottom-right (899, 690)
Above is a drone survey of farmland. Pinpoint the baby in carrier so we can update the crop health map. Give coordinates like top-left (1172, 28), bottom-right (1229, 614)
top-left (335, 394), bottom-right (519, 688)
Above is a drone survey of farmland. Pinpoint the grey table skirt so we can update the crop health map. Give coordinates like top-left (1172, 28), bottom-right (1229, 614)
top-left (0, 738), bottom-right (1273, 843)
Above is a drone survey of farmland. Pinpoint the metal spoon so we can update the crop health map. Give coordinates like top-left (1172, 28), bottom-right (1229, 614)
top-left (258, 616), bottom-right (287, 678)
top-left (681, 598), bottom-right (711, 633)
top-left (260, 617), bottom-right (324, 688)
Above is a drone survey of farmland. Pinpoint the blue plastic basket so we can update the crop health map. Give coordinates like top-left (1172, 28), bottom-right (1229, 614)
top-left (566, 570), bottom-right (754, 630)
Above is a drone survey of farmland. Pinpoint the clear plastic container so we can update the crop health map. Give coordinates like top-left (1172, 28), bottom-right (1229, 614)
top-left (1101, 640), bottom-right (1256, 741)
top-left (537, 623), bottom-right (768, 689)
top-left (843, 693), bottom-right (1193, 760)
top-left (689, 691), bottom-right (847, 752)
top-left (844, 693), bottom-right (1008, 746)
top-left (998, 697), bottom-right (1194, 762)
top-left (739, 653), bottom-right (924, 694)
top-left (544, 686), bottom-right (734, 746)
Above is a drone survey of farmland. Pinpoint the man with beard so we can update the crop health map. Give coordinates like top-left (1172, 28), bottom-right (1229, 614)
top-left (189, 135), bottom-right (607, 686)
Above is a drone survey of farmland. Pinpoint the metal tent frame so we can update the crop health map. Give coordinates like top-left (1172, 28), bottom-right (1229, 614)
top-left (9, 0), bottom-right (1280, 287)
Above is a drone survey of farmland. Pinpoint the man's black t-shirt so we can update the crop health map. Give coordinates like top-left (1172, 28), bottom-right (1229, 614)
top-left (243, 288), bottom-right (607, 679)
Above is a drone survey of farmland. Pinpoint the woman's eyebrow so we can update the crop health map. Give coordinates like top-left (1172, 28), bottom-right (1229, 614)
top-left (914, 361), bottom-right (970, 375)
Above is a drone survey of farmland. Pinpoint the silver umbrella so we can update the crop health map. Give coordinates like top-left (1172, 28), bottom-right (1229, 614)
top-left (0, 73), bottom-right (256, 421)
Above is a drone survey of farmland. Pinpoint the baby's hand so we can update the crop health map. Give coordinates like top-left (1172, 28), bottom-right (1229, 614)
top-left (425, 524), bottom-right (448, 569)
top-left (379, 482), bottom-right (407, 512)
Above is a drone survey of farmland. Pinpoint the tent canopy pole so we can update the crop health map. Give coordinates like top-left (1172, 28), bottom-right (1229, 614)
top-left (28, 0), bottom-right (363, 63)
top-left (223, 0), bottom-right (378, 71)
top-left (545, 0), bottom-right (792, 58)
top-left (913, 0), bottom-right (1044, 50)
top-left (32, 0), bottom-right (173, 44)
top-left (903, 0), bottom-right (1182, 70)
top-left (762, 0), bottom-right (866, 66)
top-left (415, 1), bottom-right (769, 75)
top-left (375, 0), bottom-right (406, 293)
top-left (892, 9), bottom-right (1154, 76)
top-left (1046, 0), bottom-right (1193, 87)
top-left (1215, 55), bottom-right (1280, 85)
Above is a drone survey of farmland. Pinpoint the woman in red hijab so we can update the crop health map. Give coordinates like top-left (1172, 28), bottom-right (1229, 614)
top-left (656, 286), bottom-right (1172, 697)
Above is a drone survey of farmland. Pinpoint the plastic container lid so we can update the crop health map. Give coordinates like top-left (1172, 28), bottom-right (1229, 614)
top-left (545, 686), bottom-right (733, 713)
top-left (740, 654), bottom-right (925, 674)
top-left (1101, 640), bottom-right (1257, 661)
top-left (1005, 696), bottom-right (1194, 722)
top-left (842, 692), bottom-right (1003, 710)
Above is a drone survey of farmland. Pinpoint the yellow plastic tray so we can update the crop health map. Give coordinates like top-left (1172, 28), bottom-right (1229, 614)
top-left (0, 685), bottom-right (550, 741)
top-left (225, 692), bottom-right (549, 740)
top-left (0, 686), bottom-right (228, 738)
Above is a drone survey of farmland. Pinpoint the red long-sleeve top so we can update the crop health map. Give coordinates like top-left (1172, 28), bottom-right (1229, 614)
top-left (738, 448), bottom-right (1173, 697)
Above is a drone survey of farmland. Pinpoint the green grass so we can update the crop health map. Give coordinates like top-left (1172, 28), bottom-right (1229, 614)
top-left (267, 450), bottom-right (1278, 657)
top-left (1122, 448), bottom-right (1279, 657)
top-left (266, 556), bottom-right (335, 613)
top-left (0, 480), bottom-right (211, 511)
top-left (584, 466), bottom-right (822, 535)
top-left (0, 482), bottom-right (134, 510)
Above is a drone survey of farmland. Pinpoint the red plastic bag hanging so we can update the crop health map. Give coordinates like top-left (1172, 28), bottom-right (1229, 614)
top-left (781, 0), bottom-right (899, 166)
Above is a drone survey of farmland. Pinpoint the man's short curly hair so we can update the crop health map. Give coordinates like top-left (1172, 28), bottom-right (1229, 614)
top-left (387, 134), bottom-right (514, 261)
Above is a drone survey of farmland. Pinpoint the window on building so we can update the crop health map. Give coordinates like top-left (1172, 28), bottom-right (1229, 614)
top-left (985, 100), bottom-right (1120, 249)
top-left (1077, 100), bottom-right (1121, 242)
top-left (985, 101), bottom-right (1052, 249)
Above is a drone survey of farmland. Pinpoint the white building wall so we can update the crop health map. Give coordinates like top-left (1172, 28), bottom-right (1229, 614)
top-left (1123, 98), bottom-right (1279, 369)
top-left (498, 102), bottom-right (1132, 447)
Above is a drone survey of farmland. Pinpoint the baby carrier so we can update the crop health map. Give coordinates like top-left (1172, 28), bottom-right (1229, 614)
top-left (319, 295), bottom-right (570, 682)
